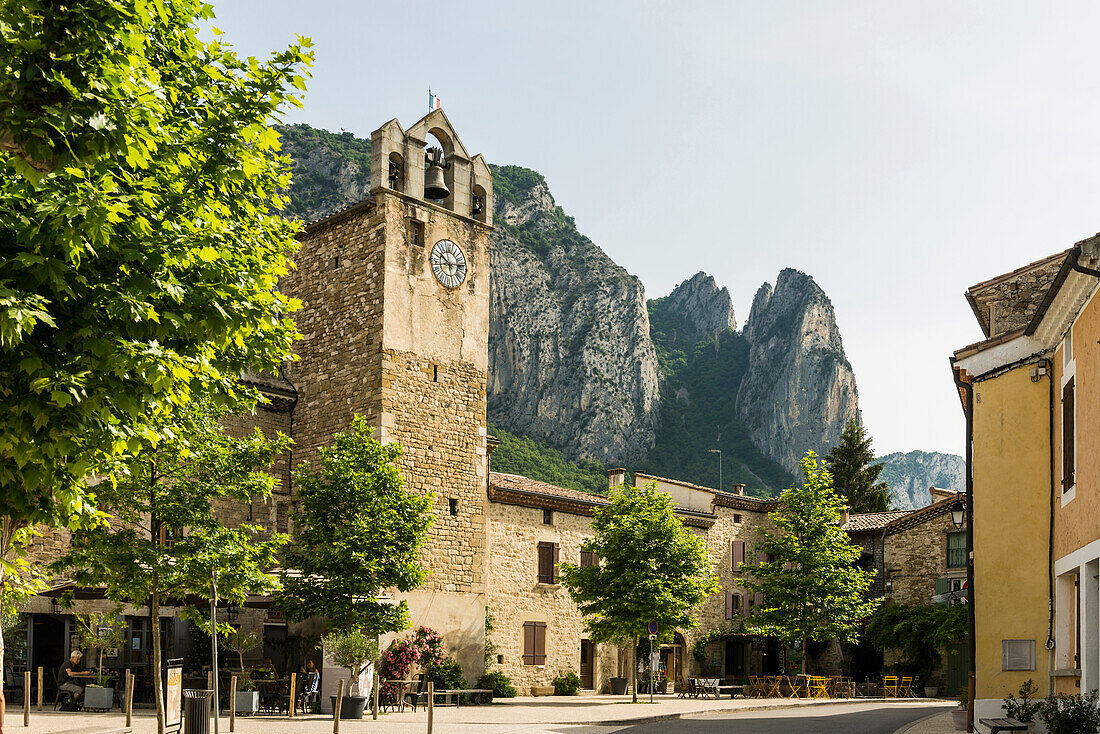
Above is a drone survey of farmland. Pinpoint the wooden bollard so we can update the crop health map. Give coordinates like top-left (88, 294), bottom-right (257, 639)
top-left (229, 675), bottom-right (237, 732)
top-left (288, 672), bottom-right (297, 718)
top-left (333, 679), bottom-right (344, 734)
top-left (36, 667), bottom-right (43, 711)
top-left (125, 672), bottom-right (135, 727)
top-left (426, 681), bottom-right (434, 734)
top-left (23, 671), bottom-right (30, 727)
top-left (371, 671), bottom-right (379, 720)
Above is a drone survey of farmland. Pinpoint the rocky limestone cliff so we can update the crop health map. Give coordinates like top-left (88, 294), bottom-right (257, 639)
top-left (736, 269), bottom-right (860, 476)
top-left (879, 450), bottom-right (965, 510)
top-left (649, 273), bottom-right (737, 350)
top-left (488, 167), bottom-right (660, 464)
top-left (276, 125), bottom-right (372, 223)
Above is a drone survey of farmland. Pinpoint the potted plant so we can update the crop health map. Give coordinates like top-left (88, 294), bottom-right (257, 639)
top-left (223, 628), bottom-right (261, 671)
top-left (233, 671), bottom-right (260, 715)
top-left (73, 609), bottom-right (127, 712)
top-left (1002, 679), bottom-right (1042, 732)
top-left (953, 688), bottom-right (968, 731)
top-left (323, 629), bottom-right (378, 719)
top-left (923, 676), bottom-right (941, 698)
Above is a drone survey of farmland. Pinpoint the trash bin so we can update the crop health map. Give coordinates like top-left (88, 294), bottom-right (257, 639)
top-left (183, 689), bottom-right (213, 734)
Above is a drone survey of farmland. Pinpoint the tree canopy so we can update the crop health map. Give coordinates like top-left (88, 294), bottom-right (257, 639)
top-left (739, 452), bottom-right (880, 672)
top-left (560, 481), bottom-right (718, 700)
top-left (276, 416), bottom-right (434, 635)
top-left (0, 0), bottom-right (311, 533)
top-left (824, 419), bottom-right (891, 513)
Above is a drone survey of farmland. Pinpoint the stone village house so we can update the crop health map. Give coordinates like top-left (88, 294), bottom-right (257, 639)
top-left (7, 111), bottom-right (959, 700)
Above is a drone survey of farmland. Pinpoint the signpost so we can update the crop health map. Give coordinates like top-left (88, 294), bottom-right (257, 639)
top-left (647, 622), bottom-right (658, 704)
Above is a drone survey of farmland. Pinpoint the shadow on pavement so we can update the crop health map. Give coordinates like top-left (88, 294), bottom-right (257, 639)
top-left (620, 704), bottom-right (946, 734)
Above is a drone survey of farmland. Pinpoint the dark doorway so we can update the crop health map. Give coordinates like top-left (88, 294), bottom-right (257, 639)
top-left (264, 625), bottom-right (288, 675)
top-left (580, 639), bottom-right (594, 689)
top-left (724, 639), bottom-right (745, 677)
top-left (30, 614), bottom-right (65, 698)
top-left (763, 639), bottom-right (781, 675)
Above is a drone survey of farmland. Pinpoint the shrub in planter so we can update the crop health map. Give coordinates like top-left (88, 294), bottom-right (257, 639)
top-left (1039, 690), bottom-right (1100, 734)
top-left (322, 630), bottom-right (379, 698)
top-left (553, 670), bottom-right (582, 696)
top-left (233, 672), bottom-right (259, 714)
top-left (476, 671), bottom-right (517, 698)
top-left (1002, 679), bottom-right (1041, 724)
top-left (426, 656), bottom-right (466, 692)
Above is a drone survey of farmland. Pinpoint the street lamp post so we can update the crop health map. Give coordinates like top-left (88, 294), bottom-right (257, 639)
top-left (709, 449), bottom-right (722, 491)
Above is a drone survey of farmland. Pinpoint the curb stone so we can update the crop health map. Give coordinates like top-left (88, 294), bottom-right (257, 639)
top-left (578, 697), bottom-right (947, 727)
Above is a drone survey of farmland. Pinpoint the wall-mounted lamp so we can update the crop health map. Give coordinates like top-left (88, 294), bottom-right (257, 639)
top-left (950, 496), bottom-right (965, 529)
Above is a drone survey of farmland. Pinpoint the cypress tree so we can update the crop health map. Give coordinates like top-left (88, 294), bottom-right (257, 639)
top-left (824, 419), bottom-right (891, 513)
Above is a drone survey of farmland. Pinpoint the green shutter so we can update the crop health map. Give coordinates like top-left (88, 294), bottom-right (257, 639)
top-left (935, 578), bottom-right (951, 595)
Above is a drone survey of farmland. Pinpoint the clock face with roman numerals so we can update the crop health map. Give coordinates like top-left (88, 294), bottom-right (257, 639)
top-left (430, 239), bottom-right (467, 289)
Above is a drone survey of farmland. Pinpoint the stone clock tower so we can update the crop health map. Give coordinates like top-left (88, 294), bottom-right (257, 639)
top-left (284, 109), bottom-right (494, 675)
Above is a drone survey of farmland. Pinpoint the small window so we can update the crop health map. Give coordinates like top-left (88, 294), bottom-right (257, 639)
top-left (157, 526), bottom-right (176, 548)
top-left (724, 592), bottom-right (743, 620)
top-left (543, 509), bottom-right (553, 525)
top-left (580, 551), bottom-right (597, 568)
top-left (409, 220), bottom-right (424, 247)
top-left (1065, 326), bottom-right (1073, 366)
top-left (432, 364), bottom-right (439, 382)
top-left (1002, 640), bottom-right (1036, 671)
top-left (733, 513), bottom-right (742, 523)
top-left (331, 253), bottom-right (341, 270)
top-left (522, 621), bottom-right (547, 665)
top-left (947, 532), bottom-right (966, 568)
top-left (448, 498), bottom-right (458, 516)
top-left (537, 542), bottom-right (559, 584)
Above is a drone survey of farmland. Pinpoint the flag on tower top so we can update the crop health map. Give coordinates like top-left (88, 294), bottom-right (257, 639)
top-left (428, 89), bottom-right (441, 112)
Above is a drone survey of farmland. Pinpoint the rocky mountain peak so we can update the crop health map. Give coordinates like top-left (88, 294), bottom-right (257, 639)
top-left (736, 268), bottom-right (859, 475)
top-left (656, 272), bottom-right (737, 347)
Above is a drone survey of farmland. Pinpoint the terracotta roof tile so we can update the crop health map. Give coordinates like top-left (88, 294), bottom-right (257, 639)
top-left (843, 510), bottom-right (913, 532)
top-left (489, 472), bottom-right (609, 505)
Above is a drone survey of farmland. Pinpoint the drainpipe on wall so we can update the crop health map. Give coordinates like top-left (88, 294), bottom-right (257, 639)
top-left (951, 360), bottom-right (975, 734)
top-left (1045, 358), bottom-right (1056, 696)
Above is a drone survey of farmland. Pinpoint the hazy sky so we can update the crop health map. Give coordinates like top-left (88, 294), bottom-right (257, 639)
top-left (209, 1), bottom-right (1100, 457)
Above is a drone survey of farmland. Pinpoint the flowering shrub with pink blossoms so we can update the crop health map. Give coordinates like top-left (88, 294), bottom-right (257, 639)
top-left (379, 626), bottom-right (447, 695)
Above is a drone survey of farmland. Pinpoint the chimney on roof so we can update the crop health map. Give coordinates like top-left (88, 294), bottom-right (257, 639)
top-left (839, 507), bottom-right (850, 526)
top-left (608, 468), bottom-right (626, 490)
top-left (731, 483), bottom-right (745, 495)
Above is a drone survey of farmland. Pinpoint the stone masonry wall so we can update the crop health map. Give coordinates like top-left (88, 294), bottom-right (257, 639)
top-left (485, 501), bottom-right (617, 692)
top-left (886, 512), bottom-right (966, 607)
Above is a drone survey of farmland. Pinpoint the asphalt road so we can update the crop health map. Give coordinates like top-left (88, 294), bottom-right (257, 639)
top-left (620, 703), bottom-right (949, 734)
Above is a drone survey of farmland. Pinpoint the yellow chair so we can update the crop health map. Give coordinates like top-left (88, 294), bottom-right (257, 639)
top-left (883, 676), bottom-right (899, 698)
top-left (899, 676), bottom-right (913, 698)
top-left (811, 676), bottom-right (829, 698)
top-left (785, 675), bottom-right (802, 699)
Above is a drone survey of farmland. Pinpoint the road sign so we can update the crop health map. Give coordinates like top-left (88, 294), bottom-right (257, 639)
top-left (648, 621), bottom-right (658, 635)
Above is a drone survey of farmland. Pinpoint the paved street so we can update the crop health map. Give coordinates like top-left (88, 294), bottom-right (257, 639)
top-left (3, 697), bottom-right (955, 734)
top-left (622, 702), bottom-right (952, 734)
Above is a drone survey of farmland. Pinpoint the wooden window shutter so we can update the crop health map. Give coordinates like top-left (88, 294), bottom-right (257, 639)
top-left (732, 541), bottom-right (745, 572)
top-left (580, 551), bottom-right (597, 568)
top-left (725, 592), bottom-right (733, 620)
top-left (1063, 378), bottom-right (1075, 490)
top-left (523, 622), bottom-right (535, 664)
top-left (553, 543), bottom-right (561, 583)
top-left (537, 542), bottom-right (553, 584)
top-left (934, 577), bottom-right (950, 595)
top-left (534, 622), bottom-right (547, 664)
top-left (754, 592), bottom-right (764, 607)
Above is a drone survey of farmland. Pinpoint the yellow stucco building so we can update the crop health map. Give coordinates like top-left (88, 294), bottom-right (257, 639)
top-left (953, 237), bottom-right (1100, 730)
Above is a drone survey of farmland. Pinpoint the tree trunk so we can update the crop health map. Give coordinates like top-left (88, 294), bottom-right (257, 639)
top-left (150, 464), bottom-right (165, 734)
top-left (151, 584), bottom-right (165, 734)
top-left (631, 636), bottom-right (637, 704)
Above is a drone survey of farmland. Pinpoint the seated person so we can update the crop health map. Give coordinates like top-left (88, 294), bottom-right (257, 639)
top-left (58, 651), bottom-right (92, 702)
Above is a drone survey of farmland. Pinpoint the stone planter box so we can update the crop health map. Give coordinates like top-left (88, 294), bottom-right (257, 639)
top-left (83, 686), bottom-right (113, 711)
top-left (951, 707), bottom-right (967, 731)
top-left (924, 687), bottom-right (938, 697)
top-left (531, 686), bottom-right (555, 697)
top-left (234, 691), bottom-right (259, 715)
top-left (608, 677), bottom-right (629, 695)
